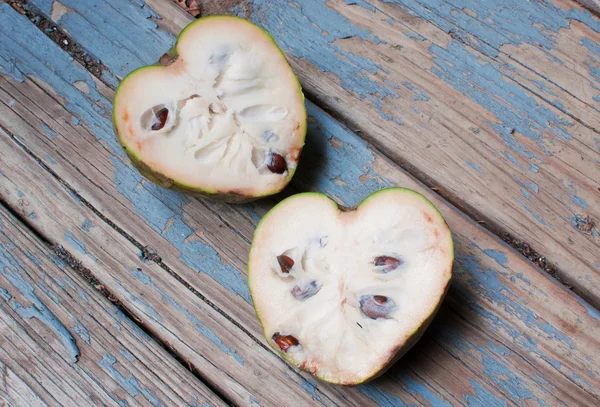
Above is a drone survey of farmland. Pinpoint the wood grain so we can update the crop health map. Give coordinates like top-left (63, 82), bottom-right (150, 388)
top-left (1, 1), bottom-right (599, 405)
top-left (148, 0), bottom-right (600, 305)
top-left (0, 205), bottom-right (226, 407)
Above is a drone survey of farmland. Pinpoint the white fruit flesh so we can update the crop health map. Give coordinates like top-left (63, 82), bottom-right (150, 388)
top-left (249, 189), bottom-right (453, 384)
top-left (114, 17), bottom-right (306, 196)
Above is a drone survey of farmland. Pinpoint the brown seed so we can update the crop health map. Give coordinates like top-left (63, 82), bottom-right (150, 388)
top-left (151, 107), bottom-right (169, 131)
top-left (277, 255), bottom-right (294, 274)
top-left (272, 333), bottom-right (299, 352)
top-left (373, 295), bottom-right (388, 304)
top-left (360, 295), bottom-right (396, 320)
top-left (374, 256), bottom-right (402, 272)
top-left (267, 152), bottom-right (287, 174)
top-left (291, 280), bottom-right (321, 300)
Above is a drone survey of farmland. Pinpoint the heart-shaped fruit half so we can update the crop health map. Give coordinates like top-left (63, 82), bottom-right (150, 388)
top-left (113, 16), bottom-right (306, 202)
top-left (249, 188), bottom-right (454, 385)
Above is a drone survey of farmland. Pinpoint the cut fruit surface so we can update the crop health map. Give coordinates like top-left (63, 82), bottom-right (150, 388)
top-left (249, 188), bottom-right (454, 385)
top-left (113, 16), bottom-right (306, 201)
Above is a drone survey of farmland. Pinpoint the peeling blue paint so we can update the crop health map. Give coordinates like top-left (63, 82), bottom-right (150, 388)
top-left (358, 382), bottom-right (411, 407)
top-left (562, 179), bottom-right (589, 209)
top-left (404, 31), bottom-right (426, 41)
top-left (247, 0), bottom-right (399, 121)
top-left (515, 177), bottom-right (539, 194)
top-left (41, 123), bottom-right (57, 139)
top-left (0, 243), bottom-right (80, 363)
top-left (571, 215), bottom-right (599, 237)
top-left (530, 80), bottom-right (556, 97)
top-left (63, 231), bottom-right (96, 261)
top-left (454, 251), bottom-right (575, 357)
top-left (132, 269), bottom-right (244, 365)
top-left (529, 163), bottom-right (540, 173)
top-left (401, 372), bottom-right (453, 406)
top-left (503, 152), bottom-right (522, 169)
top-left (37, 281), bottom-right (61, 304)
top-left (430, 40), bottom-right (572, 164)
top-left (298, 376), bottom-right (323, 404)
top-left (383, 0), bottom-right (600, 58)
top-left (574, 294), bottom-right (600, 321)
top-left (0, 286), bottom-right (12, 301)
top-left (463, 379), bottom-right (507, 407)
top-left (466, 161), bottom-right (483, 174)
top-left (402, 81), bottom-right (430, 101)
top-left (120, 349), bottom-right (136, 361)
top-left (81, 219), bottom-right (93, 232)
top-left (74, 318), bottom-right (91, 344)
top-left (516, 198), bottom-right (551, 227)
top-left (298, 105), bottom-right (393, 205)
top-left (0, 56), bottom-right (25, 82)
top-left (520, 188), bottom-right (530, 199)
top-left (29, 0), bottom-right (175, 83)
top-left (346, 0), bottom-right (377, 12)
top-left (480, 248), bottom-right (508, 268)
top-left (78, 290), bottom-right (90, 303)
top-left (99, 353), bottom-right (165, 406)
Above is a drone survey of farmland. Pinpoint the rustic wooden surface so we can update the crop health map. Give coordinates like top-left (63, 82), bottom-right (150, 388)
top-left (0, 204), bottom-right (226, 406)
top-left (0, 0), bottom-right (599, 406)
top-left (204, 0), bottom-right (600, 306)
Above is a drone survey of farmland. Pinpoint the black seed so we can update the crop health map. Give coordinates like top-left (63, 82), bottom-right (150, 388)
top-left (151, 107), bottom-right (169, 131)
top-left (267, 152), bottom-right (287, 174)
top-left (357, 322), bottom-right (363, 329)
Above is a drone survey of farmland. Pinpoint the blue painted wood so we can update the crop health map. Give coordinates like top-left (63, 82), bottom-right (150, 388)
top-left (1, 1), bottom-right (599, 405)
top-left (0, 207), bottom-right (227, 407)
top-left (230, 0), bottom-right (600, 305)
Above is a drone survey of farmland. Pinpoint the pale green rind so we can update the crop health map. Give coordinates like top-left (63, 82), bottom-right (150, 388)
top-left (112, 15), bottom-right (307, 203)
top-left (248, 187), bottom-right (454, 385)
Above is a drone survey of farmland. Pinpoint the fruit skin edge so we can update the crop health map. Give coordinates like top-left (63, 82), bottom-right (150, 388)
top-left (112, 15), bottom-right (307, 203)
top-left (248, 187), bottom-right (455, 385)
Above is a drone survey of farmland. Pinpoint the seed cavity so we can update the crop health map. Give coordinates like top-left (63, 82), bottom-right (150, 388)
top-left (267, 152), bottom-right (287, 174)
top-left (151, 107), bottom-right (169, 131)
top-left (374, 256), bottom-right (402, 273)
top-left (209, 102), bottom-right (227, 115)
top-left (272, 333), bottom-right (299, 352)
top-left (277, 255), bottom-right (294, 274)
top-left (359, 295), bottom-right (396, 320)
top-left (263, 131), bottom-right (279, 143)
top-left (291, 280), bottom-right (321, 300)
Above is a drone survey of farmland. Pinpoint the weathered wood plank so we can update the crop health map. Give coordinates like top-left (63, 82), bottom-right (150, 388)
top-left (147, 0), bottom-right (600, 305)
top-left (1, 1), bottom-right (599, 405)
top-left (0, 128), bottom-right (360, 406)
top-left (0, 206), bottom-right (227, 407)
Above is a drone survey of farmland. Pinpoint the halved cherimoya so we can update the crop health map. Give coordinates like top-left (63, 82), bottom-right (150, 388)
top-left (113, 16), bottom-right (306, 202)
top-left (248, 188), bottom-right (454, 385)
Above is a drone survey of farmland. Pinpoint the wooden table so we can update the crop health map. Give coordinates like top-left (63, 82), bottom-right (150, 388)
top-left (0, 0), bottom-right (599, 405)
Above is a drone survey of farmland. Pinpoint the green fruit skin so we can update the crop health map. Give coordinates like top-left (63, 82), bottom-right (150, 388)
top-left (248, 187), bottom-right (455, 385)
top-left (112, 15), bottom-right (307, 203)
